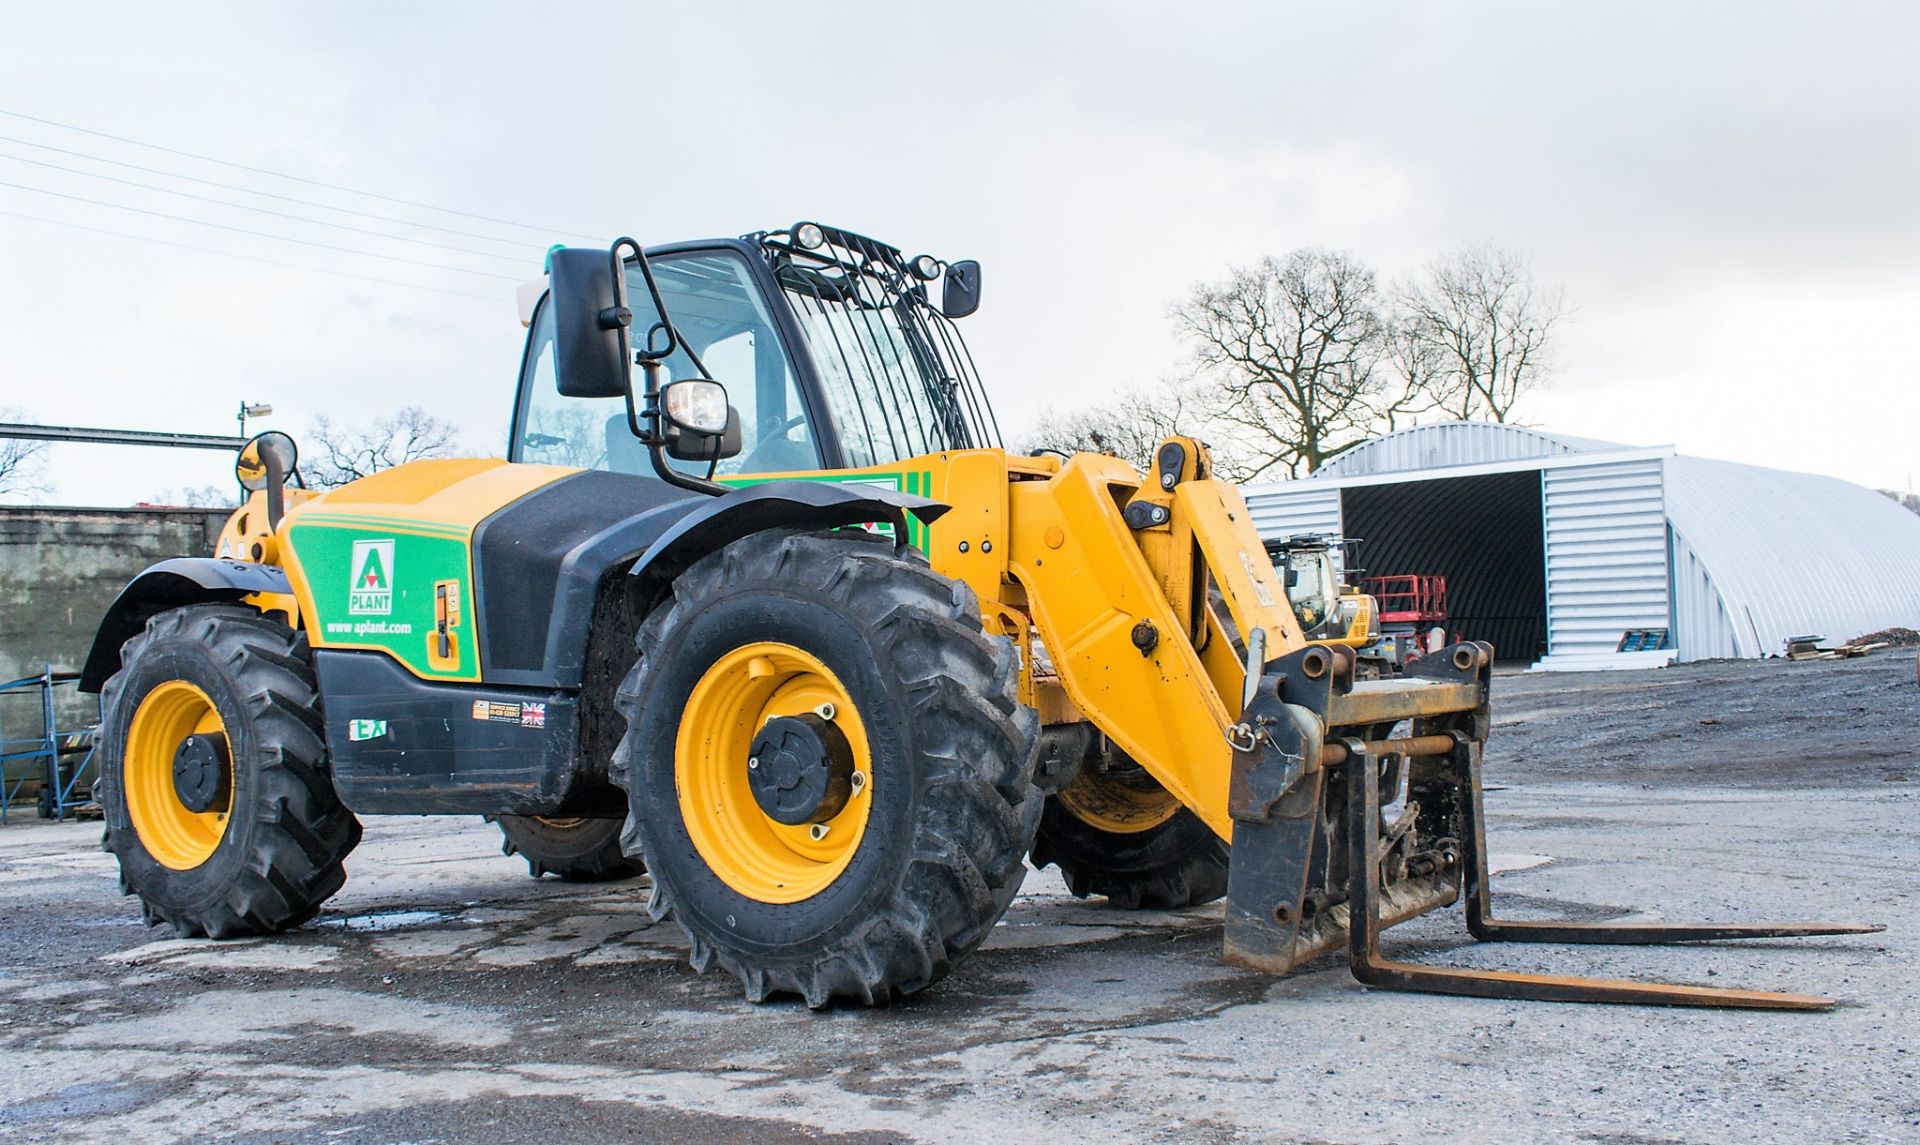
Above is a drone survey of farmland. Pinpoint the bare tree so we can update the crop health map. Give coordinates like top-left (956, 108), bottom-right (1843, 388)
top-left (305, 407), bottom-right (463, 488)
top-left (1883, 489), bottom-right (1920, 516)
top-left (0, 409), bottom-right (50, 497)
top-left (1021, 382), bottom-right (1264, 481)
top-left (1172, 250), bottom-right (1417, 477)
top-left (146, 484), bottom-right (237, 508)
top-left (1396, 244), bottom-right (1564, 423)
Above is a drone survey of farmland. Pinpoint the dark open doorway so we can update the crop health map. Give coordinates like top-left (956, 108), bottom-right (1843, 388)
top-left (1341, 470), bottom-right (1547, 664)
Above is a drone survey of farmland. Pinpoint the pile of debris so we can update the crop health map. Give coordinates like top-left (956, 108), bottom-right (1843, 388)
top-left (1784, 628), bottom-right (1919, 661)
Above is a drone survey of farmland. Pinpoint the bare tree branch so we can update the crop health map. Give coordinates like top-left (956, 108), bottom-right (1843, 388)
top-left (0, 409), bottom-right (51, 497)
top-left (305, 407), bottom-right (464, 488)
top-left (1018, 381), bottom-right (1270, 482)
top-left (1395, 244), bottom-right (1564, 423)
top-left (1171, 250), bottom-right (1419, 476)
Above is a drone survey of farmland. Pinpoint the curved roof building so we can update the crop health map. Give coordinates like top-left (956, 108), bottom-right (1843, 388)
top-left (1243, 421), bottom-right (1920, 669)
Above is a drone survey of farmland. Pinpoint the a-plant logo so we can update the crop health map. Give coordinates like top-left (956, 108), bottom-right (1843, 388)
top-left (349, 539), bottom-right (395, 615)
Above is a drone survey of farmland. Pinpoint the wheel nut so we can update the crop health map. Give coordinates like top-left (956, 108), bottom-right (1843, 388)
top-left (748, 756), bottom-right (759, 770)
top-left (809, 823), bottom-right (830, 841)
top-left (813, 702), bottom-right (837, 721)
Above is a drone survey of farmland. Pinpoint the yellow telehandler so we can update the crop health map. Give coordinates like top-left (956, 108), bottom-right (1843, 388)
top-left (80, 223), bottom-right (1876, 1009)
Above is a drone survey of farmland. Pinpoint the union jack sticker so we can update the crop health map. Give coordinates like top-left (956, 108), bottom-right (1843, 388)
top-left (519, 702), bottom-right (546, 729)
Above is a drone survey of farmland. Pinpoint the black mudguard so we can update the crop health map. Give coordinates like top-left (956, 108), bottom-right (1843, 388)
top-left (475, 472), bottom-right (949, 690)
top-left (627, 478), bottom-right (950, 587)
top-left (78, 558), bottom-right (289, 692)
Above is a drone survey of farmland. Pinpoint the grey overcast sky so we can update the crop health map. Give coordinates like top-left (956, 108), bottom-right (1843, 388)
top-left (1, 1), bottom-right (1915, 504)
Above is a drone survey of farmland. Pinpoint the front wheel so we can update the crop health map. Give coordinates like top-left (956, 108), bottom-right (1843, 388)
top-left (493, 814), bottom-right (644, 882)
top-left (613, 528), bottom-right (1042, 1007)
top-left (1031, 762), bottom-right (1229, 910)
top-left (98, 605), bottom-right (361, 938)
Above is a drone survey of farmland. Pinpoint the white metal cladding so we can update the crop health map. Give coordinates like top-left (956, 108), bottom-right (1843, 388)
top-left (1541, 459), bottom-right (1671, 658)
top-left (1669, 528), bottom-right (1740, 660)
top-left (1317, 421), bottom-right (1619, 478)
top-left (1243, 483), bottom-right (1343, 544)
top-left (1663, 455), bottom-right (1920, 657)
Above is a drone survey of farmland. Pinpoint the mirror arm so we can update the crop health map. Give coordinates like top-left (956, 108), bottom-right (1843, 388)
top-left (606, 236), bottom-right (727, 499)
top-left (625, 359), bottom-right (727, 497)
top-left (263, 451), bottom-right (286, 532)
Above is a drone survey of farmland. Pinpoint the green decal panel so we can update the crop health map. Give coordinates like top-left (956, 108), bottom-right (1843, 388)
top-left (289, 519), bottom-right (479, 680)
top-left (719, 470), bottom-right (932, 551)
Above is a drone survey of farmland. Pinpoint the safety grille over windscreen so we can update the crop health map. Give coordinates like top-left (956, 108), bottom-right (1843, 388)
top-left (751, 224), bottom-right (1000, 468)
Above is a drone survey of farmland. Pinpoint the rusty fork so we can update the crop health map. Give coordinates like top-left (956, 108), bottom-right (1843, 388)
top-left (1343, 735), bottom-right (1885, 1011)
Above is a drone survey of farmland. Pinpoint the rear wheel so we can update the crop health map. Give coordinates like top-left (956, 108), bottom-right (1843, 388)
top-left (98, 604), bottom-right (361, 938)
top-left (1031, 762), bottom-right (1229, 910)
top-left (494, 814), bottom-right (644, 882)
top-left (613, 528), bottom-right (1041, 1007)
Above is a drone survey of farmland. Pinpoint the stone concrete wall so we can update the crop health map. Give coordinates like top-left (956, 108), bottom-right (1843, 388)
top-left (0, 506), bottom-right (231, 733)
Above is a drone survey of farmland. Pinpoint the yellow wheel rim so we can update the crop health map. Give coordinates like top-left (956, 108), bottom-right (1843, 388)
top-left (123, 681), bottom-right (233, 871)
top-left (1056, 767), bottom-right (1181, 835)
top-left (676, 642), bottom-right (872, 904)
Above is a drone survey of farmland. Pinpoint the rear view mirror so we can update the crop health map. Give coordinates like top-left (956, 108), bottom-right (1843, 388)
top-left (548, 247), bottom-right (633, 399)
top-left (235, 431), bottom-right (298, 531)
top-left (235, 431), bottom-right (297, 492)
top-left (941, 260), bottom-right (981, 319)
top-left (548, 242), bottom-right (674, 399)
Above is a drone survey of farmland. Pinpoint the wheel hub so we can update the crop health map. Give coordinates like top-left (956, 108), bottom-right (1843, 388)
top-left (171, 733), bottom-right (231, 814)
top-left (747, 714), bottom-right (854, 825)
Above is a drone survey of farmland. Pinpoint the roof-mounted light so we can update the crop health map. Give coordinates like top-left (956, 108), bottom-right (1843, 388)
top-left (794, 222), bottom-right (826, 250)
top-left (909, 254), bottom-right (941, 281)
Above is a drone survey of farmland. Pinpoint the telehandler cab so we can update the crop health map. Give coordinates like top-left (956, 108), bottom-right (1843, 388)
top-left (83, 223), bottom-right (1877, 1009)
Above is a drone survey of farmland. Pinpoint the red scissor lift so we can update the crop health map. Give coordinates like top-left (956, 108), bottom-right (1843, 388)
top-left (1357, 574), bottom-right (1450, 673)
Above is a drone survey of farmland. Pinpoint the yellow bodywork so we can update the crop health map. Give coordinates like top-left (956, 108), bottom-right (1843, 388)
top-left (212, 439), bottom-right (1307, 844)
top-left (760, 437), bottom-right (1306, 842)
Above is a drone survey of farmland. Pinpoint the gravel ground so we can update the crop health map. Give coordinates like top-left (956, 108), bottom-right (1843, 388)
top-left (1, 653), bottom-right (1914, 1143)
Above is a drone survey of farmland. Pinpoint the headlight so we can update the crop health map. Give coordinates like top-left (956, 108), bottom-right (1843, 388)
top-left (661, 379), bottom-right (731, 436)
top-left (794, 222), bottom-right (826, 250)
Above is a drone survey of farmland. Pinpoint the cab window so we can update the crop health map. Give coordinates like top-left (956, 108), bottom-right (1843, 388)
top-left (515, 250), bottom-right (818, 476)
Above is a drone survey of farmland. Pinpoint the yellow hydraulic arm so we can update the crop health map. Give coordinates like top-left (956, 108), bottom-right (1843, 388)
top-left (1001, 438), bottom-right (1303, 839)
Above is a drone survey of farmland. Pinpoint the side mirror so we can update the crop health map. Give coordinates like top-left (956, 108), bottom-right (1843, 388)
top-left (549, 241), bottom-right (678, 399)
top-left (550, 247), bottom-right (640, 399)
top-left (661, 379), bottom-right (743, 462)
top-left (941, 259), bottom-right (981, 319)
top-left (236, 431), bottom-right (297, 531)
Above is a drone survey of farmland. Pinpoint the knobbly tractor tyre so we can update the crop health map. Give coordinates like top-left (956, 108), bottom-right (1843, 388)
top-left (494, 814), bottom-right (644, 882)
top-left (1031, 763), bottom-right (1229, 910)
top-left (97, 604), bottom-right (361, 938)
top-left (613, 527), bottom-right (1042, 1008)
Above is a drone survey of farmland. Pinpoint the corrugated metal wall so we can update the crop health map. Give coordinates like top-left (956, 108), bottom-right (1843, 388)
top-left (1541, 459), bottom-right (1671, 658)
top-left (1244, 483), bottom-right (1343, 544)
top-left (1318, 421), bottom-right (1616, 478)
top-left (1664, 456), bottom-right (1920, 656)
top-left (1668, 528), bottom-right (1740, 660)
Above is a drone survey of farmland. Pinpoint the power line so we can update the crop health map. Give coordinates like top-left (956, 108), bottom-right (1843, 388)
top-left (0, 151), bottom-right (536, 265)
top-left (0, 132), bottom-right (551, 249)
top-left (0, 179), bottom-right (524, 281)
top-left (0, 108), bottom-right (601, 241)
top-left (0, 207), bottom-right (504, 302)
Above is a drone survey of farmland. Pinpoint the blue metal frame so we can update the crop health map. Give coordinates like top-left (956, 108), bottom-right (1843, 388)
top-left (0, 665), bottom-right (99, 824)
